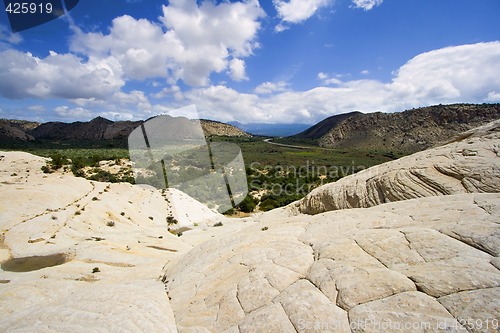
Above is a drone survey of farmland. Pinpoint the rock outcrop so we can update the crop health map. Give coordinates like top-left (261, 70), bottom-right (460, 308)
top-left (289, 119), bottom-right (500, 215)
top-left (0, 120), bottom-right (37, 142)
top-left (201, 119), bottom-right (251, 137)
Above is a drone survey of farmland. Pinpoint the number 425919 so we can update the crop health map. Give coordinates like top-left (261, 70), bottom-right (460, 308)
top-left (5, 2), bottom-right (53, 14)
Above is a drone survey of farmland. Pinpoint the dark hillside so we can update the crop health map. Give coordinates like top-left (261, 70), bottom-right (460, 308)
top-left (292, 104), bottom-right (500, 153)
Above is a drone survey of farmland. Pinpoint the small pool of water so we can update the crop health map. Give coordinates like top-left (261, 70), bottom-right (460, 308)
top-left (1, 253), bottom-right (69, 272)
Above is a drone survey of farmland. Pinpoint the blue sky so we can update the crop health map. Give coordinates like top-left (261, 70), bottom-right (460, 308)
top-left (0, 0), bottom-right (499, 124)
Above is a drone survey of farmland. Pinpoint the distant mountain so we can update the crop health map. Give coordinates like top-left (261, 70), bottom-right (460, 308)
top-left (228, 121), bottom-right (310, 137)
top-left (292, 104), bottom-right (500, 153)
top-left (200, 119), bottom-right (250, 137)
top-left (0, 119), bottom-right (40, 142)
top-left (29, 117), bottom-right (142, 141)
top-left (0, 116), bottom-right (250, 143)
top-left (292, 111), bottom-right (362, 140)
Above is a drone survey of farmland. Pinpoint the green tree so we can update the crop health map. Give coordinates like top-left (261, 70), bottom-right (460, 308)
top-left (237, 195), bottom-right (256, 213)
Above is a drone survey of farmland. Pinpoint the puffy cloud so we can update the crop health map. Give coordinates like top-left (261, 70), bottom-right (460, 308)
top-left (274, 23), bottom-right (289, 33)
top-left (161, 0), bottom-right (264, 85)
top-left (228, 58), bottom-right (248, 81)
top-left (111, 90), bottom-right (152, 111)
top-left (0, 49), bottom-right (124, 99)
top-left (351, 0), bottom-right (383, 11)
top-left (254, 81), bottom-right (289, 94)
top-left (0, 0), bottom-right (265, 112)
top-left (50, 41), bottom-right (492, 124)
top-left (486, 91), bottom-right (500, 102)
top-left (152, 85), bottom-right (184, 101)
top-left (161, 0), bottom-right (264, 58)
top-left (317, 72), bottom-right (343, 85)
top-left (317, 72), bottom-right (328, 80)
top-left (54, 106), bottom-right (93, 118)
top-left (184, 85), bottom-right (262, 122)
top-left (72, 15), bottom-right (179, 81)
top-left (70, 0), bottom-right (264, 86)
top-left (389, 41), bottom-right (500, 108)
top-left (273, 0), bottom-right (332, 25)
top-left (182, 83), bottom-right (385, 124)
top-left (71, 90), bottom-right (153, 116)
top-left (183, 42), bottom-right (500, 124)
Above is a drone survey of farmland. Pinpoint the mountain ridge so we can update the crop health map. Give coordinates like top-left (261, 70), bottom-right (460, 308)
top-left (0, 116), bottom-right (250, 142)
top-left (292, 103), bottom-right (500, 153)
top-left (2, 103), bottom-right (499, 149)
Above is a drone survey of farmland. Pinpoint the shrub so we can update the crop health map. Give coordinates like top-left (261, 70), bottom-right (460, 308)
top-left (259, 197), bottom-right (279, 211)
top-left (49, 153), bottom-right (67, 169)
top-left (166, 216), bottom-right (178, 225)
top-left (41, 165), bottom-right (52, 174)
top-left (237, 195), bottom-right (256, 213)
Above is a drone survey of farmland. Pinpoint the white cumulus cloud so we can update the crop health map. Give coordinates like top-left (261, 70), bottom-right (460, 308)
top-left (54, 106), bottom-right (93, 119)
top-left (0, 0), bottom-right (265, 115)
top-left (183, 42), bottom-right (500, 124)
top-left (228, 58), bottom-right (248, 81)
top-left (254, 81), bottom-right (289, 94)
top-left (389, 41), bottom-right (500, 108)
top-left (351, 0), bottom-right (383, 11)
top-left (0, 49), bottom-right (124, 99)
top-left (273, 0), bottom-right (332, 31)
top-left (70, 0), bottom-right (264, 86)
top-left (317, 72), bottom-right (343, 85)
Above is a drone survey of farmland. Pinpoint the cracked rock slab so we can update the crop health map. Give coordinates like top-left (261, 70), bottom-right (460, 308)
top-left (276, 279), bottom-right (350, 332)
top-left (307, 237), bottom-right (417, 310)
top-left (164, 193), bottom-right (500, 331)
top-left (439, 288), bottom-right (500, 333)
top-left (238, 303), bottom-right (296, 333)
top-left (349, 291), bottom-right (468, 332)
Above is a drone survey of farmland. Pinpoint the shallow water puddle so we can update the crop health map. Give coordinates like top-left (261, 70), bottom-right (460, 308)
top-left (1, 253), bottom-right (69, 272)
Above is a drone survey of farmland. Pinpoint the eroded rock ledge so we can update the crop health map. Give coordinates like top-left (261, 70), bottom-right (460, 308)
top-left (289, 120), bottom-right (500, 215)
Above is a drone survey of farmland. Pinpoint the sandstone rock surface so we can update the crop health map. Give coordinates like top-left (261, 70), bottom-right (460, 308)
top-left (1, 120), bottom-right (499, 332)
top-left (164, 193), bottom-right (499, 332)
top-left (290, 119), bottom-right (500, 215)
top-left (0, 151), bottom-right (245, 332)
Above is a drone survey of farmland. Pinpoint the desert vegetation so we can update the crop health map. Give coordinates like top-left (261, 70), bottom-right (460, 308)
top-left (1, 136), bottom-right (400, 213)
